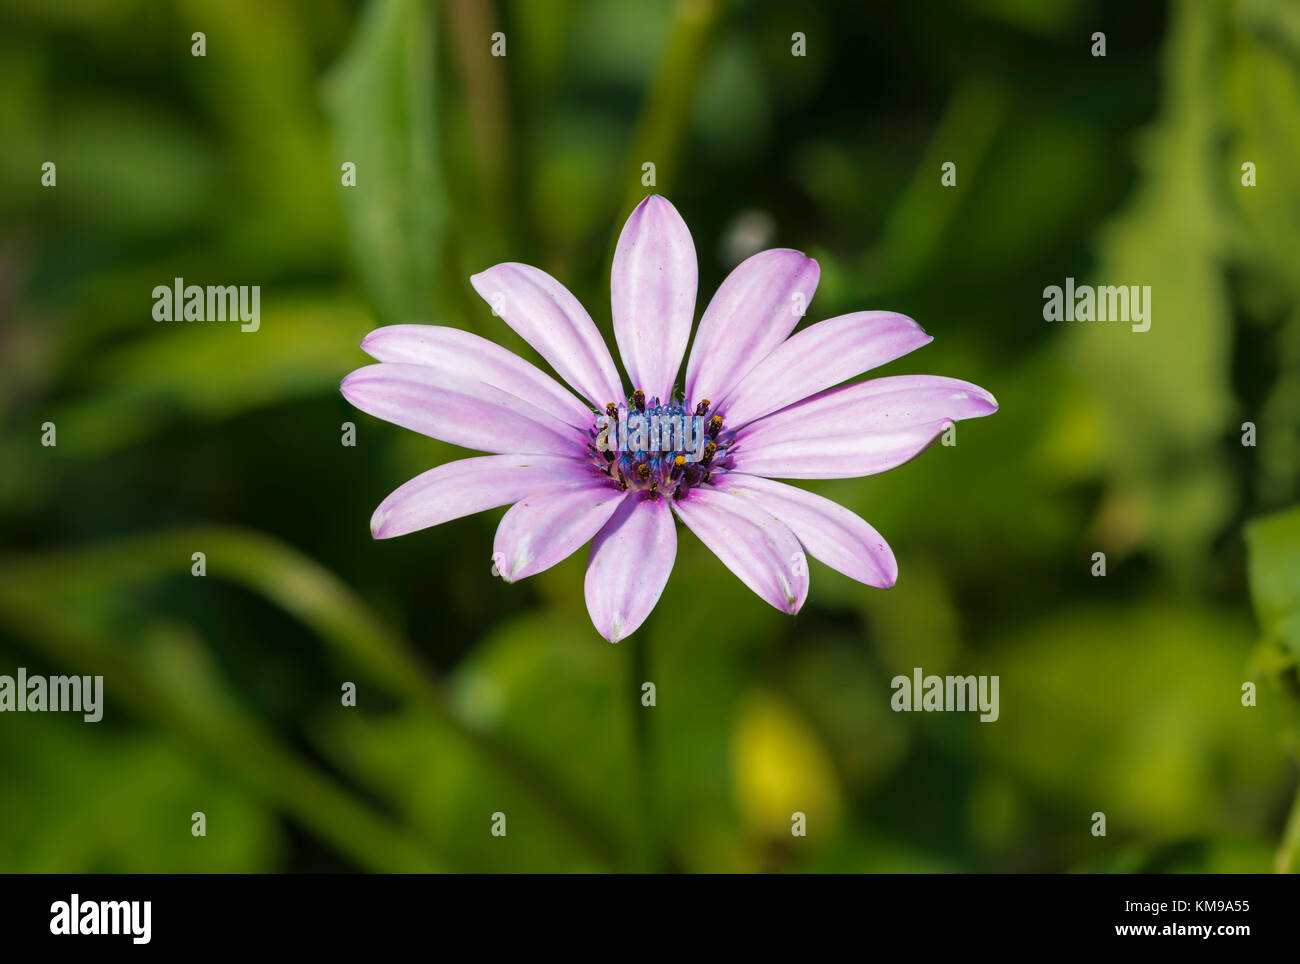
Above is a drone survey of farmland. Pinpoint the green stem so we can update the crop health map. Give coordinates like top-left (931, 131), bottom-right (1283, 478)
top-left (629, 634), bottom-right (661, 871)
top-left (1277, 775), bottom-right (1300, 874)
top-left (620, 0), bottom-right (720, 211)
top-left (863, 78), bottom-right (1007, 298)
top-left (443, 0), bottom-right (513, 242)
top-left (601, 0), bottom-right (722, 290)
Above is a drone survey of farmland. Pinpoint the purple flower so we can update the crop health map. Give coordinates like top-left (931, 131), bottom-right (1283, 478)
top-left (342, 196), bottom-right (997, 642)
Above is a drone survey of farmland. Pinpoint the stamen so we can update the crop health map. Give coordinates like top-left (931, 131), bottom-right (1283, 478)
top-left (587, 388), bottom-right (733, 500)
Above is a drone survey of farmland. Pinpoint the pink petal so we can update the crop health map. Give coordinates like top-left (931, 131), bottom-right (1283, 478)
top-left (717, 311), bottom-right (933, 430)
top-left (610, 195), bottom-right (697, 403)
top-left (732, 419), bottom-right (954, 479)
top-left (739, 374), bottom-right (997, 446)
top-left (341, 363), bottom-right (584, 457)
top-left (361, 324), bottom-right (593, 431)
top-left (711, 473), bottom-right (896, 588)
top-left (684, 248), bottom-right (820, 405)
top-left (584, 492), bottom-right (677, 643)
top-left (493, 482), bottom-right (627, 581)
top-left (370, 455), bottom-right (602, 539)
top-left (470, 262), bottom-right (625, 409)
top-left (731, 375), bottom-right (995, 479)
top-left (671, 486), bottom-right (809, 614)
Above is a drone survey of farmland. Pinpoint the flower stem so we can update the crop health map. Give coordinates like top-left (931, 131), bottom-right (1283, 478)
top-left (1276, 774), bottom-right (1300, 874)
top-left (629, 634), bottom-right (662, 871)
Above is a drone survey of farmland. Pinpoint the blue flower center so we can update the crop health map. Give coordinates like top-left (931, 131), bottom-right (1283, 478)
top-left (587, 390), bottom-right (732, 498)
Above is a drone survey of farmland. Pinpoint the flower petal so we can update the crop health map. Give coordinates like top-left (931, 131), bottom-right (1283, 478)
top-left (671, 486), bottom-right (809, 614)
top-left (470, 262), bottom-right (625, 408)
top-left (341, 363), bottom-right (584, 457)
top-left (739, 374), bottom-right (997, 446)
top-left (731, 375), bottom-right (995, 479)
top-left (712, 473), bottom-right (896, 588)
top-left (584, 492), bottom-right (677, 642)
top-left (717, 311), bottom-right (932, 430)
top-left (493, 482), bottom-right (627, 581)
top-left (370, 455), bottom-right (602, 539)
top-left (361, 324), bottom-right (593, 431)
top-left (684, 248), bottom-right (820, 405)
top-left (732, 419), bottom-right (954, 479)
top-left (610, 195), bottom-right (697, 403)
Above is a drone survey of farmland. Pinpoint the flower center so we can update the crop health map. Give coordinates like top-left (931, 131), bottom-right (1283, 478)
top-left (587, 390), bottom-right (733, 499)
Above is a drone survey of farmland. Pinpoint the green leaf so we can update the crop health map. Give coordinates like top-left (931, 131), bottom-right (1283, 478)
top-left (0, 526), bottom-right (615, 870)
top-left (0, 722), bottom-right (280, 873)
top-left (979, 603), bottom-right (1284, 846)
top-left (1245, 503), bottom-right (1300, 666)
top-left (1068, 0), bottom-right (1236, 571)
top-left (28, 295), bottom-right (374, 460)
top-left (316, 610), bottom-right (630, 871)
top-left (324, 0), bottom-right (446, 323)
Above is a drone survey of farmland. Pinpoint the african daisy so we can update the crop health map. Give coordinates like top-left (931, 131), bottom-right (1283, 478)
top-left (341, 195), bottom-right (997, 642)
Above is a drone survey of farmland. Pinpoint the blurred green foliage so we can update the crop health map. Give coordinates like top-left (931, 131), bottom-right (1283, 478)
top-left (0, 0), bottom-right (1297, 872)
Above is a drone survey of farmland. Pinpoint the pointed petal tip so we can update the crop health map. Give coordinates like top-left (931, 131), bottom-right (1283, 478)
top-left (369, 505), bottom-right (399, 540)
top-left (761, 248), bottom-right (820, 276)
top-left (603, 615), bottom-right (626, 644)
top-left (639, 193), bottom-right (675, 212)
top-left (630, 193), bottom-right (681, 224)
top-left (962, 386), bottom-right (998, 417)
top-left (872, 557), bottom-right (899, 590)
top-left (358, 328), bottom-right (391, 360)
top-left (339, 369), bottom-right (362, 401)
top-left (959, 379), bottom-right (999, 413)
top-left (468, 264), bottom-right (508, 293)
top-left (785, 577), bottom-right (808, 614)
top-left (470, 261), bottom-right (526, 285)
top-left (881, 310), bottom-right (928, 336)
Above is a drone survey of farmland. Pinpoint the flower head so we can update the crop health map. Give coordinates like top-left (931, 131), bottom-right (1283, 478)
top-left (342, 196), bottom-right (997, 642)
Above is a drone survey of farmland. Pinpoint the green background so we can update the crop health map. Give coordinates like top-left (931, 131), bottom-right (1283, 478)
top-left (1, 0), bottom-right (1299, 873)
